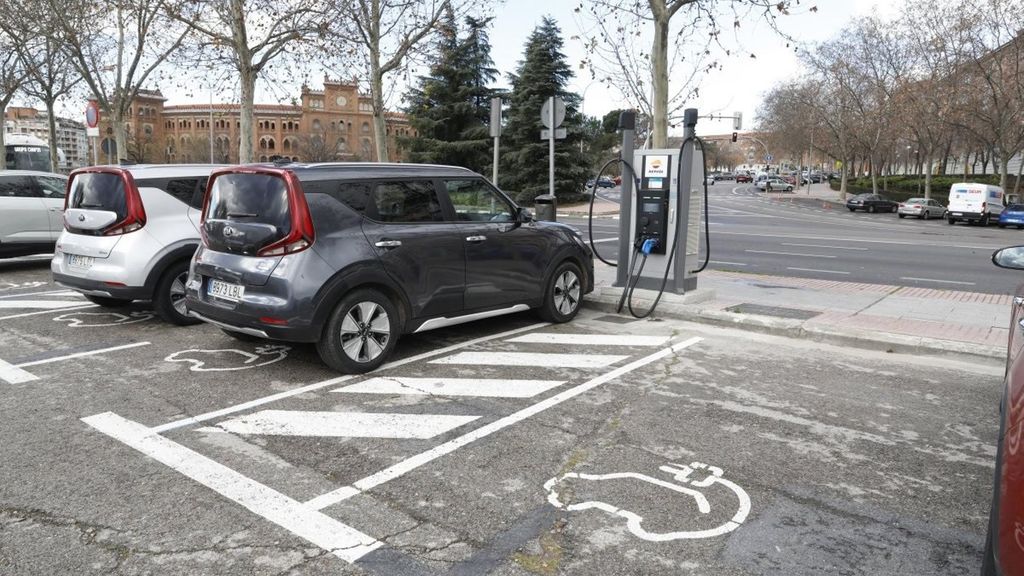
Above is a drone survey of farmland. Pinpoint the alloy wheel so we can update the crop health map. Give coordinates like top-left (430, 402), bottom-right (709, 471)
top-left (553, 270), bottom-right (581, 316)
top-left (170, 271), bottom-right (189, 316)
top-left (339, 301), bottom-right (390, 363)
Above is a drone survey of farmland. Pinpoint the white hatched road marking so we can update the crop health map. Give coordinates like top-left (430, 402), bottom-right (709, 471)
top-left (16, 342), bottom-right (151, 368)
top-left (198, 410), bottom-right (480, 439)
top-left (781, 243), bottom-right (868, 251)
top-left (81, 413), bottom-right (382, 563)
top-left (786, 267), bottom-right (850, 275)
top-left (0, 304), bottom-right (98, 321)
top-left (429, 351), bottom-right (628, 369)
top-left (0, 299), bottom-right (90, 310)
top-left (0, 289), bottom-right (80, 300)
top-left (900, 277), bottom-right (976, 286)
top-left (333, 377), bottom-right (566, 398)
top-left (306, 337), bottom-right (704, 511)
top-left (745, 250), bottom-right (837, 259)
top-left (506, 333), bottom-right (670, 347)
top-left (0, 358), bottom-right (39, 384)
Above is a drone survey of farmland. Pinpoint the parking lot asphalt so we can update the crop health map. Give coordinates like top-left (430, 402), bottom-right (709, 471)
top-left (0, 257), bottom-right (1003, 575)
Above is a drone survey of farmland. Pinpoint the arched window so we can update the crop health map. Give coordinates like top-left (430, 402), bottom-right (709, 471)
top-left (282, 139), bottom-right (291, 152)
top-left (259, 138), bottom-right (267, 150)
top-left (361, 122), bottom-right (370, 134)
top-left (361, 138), bottom-right (371, 158)
top-left (267, 138), bottom-right (275, 151)
top-left (259, 155), bottom-right (268, 162)
top-left (312, 119), bottom-right (322, 131)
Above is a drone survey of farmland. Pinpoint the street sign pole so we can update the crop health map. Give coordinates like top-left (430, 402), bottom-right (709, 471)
top-left (490, 97), bottom-right (501, 185)
top-left (549, 97), bottom-right (555, 197)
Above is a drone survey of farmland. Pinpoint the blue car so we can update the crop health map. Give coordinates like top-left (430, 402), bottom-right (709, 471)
top-left (998, 204), bottom-right (1024, 229)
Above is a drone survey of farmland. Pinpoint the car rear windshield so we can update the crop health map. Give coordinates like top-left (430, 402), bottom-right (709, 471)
top-left (206, 173), bottom-right (291, 235)
top-left (905, 198), bottom-right (925, 203)
top-left (68, 172), bottom-right (127, 220)
top-left (1007, 204), bottom-right (1024, 211)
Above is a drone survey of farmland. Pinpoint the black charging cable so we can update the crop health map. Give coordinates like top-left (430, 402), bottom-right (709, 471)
top-left (587, 157), bottom-right (641, 267)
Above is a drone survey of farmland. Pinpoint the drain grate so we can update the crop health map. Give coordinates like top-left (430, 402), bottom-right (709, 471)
top-left (725, 303), bottom-right (821, 320)
top-left (593, 314), bottom-right (640, 324)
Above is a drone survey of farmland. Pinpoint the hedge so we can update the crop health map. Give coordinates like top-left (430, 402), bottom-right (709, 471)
top-left (829, 175), bottom-right (1023, 202)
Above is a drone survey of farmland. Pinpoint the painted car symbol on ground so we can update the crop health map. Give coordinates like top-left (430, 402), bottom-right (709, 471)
top-left (544, 462), bottom-right (751, 541)
top-left (164, 344), bottom-right (291, 372)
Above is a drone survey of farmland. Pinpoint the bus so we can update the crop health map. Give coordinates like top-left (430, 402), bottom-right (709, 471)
top-left (5, 133), bottom-right (53, 171)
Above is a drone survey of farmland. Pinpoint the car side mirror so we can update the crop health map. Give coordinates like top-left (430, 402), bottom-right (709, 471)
top-left (993, 245), bottom-right (1024, 270)
top-left (517, 207), bottom-right (533, 223)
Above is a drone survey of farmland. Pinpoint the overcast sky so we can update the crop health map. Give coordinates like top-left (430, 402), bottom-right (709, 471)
top-left (38, 0), bottom-right (900, 134)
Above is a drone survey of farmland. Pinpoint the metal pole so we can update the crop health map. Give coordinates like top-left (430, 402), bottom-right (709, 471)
top-left (615, 110), bottom-right (636, 288)
top-left (673, 108), bottom-right (698, 295)
top-left (493, 136), bottom-right (499, 185)
top-left (92, 136), bottom-right (98, 166)
top-left (549, 97), bottom-right (555, 197)
top-left (209, 92), bottom-right (214, 164)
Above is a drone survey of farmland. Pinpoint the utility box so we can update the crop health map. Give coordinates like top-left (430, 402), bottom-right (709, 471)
top-left (534, 194), bottom-right (557, 222)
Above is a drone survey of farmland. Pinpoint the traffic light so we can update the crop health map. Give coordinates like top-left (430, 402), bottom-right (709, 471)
top-left (731, 132), bottom-right (738, 142)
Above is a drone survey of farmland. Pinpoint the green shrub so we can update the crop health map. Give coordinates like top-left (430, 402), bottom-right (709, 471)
top-left (829, 174), bottom-right (1021, 202)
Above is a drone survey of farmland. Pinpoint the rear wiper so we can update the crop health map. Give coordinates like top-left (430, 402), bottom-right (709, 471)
top-left (79, 203), bottom-right (104, 208)
top-left (226, 212), bottom-right (258, 218)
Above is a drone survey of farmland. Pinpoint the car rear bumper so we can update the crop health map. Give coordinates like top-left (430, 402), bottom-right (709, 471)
top-left (185, 295), bottom-right (321, 342)
top-left (53, 272), bottom-right (151, 300)
top-left (949, 211), bottom-right (986, 221)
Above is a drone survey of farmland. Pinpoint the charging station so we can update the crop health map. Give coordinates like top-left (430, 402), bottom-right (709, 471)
top-left (614, 109), bottom-right (705, 296)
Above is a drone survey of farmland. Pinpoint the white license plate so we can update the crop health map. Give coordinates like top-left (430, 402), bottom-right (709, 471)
top-left (208, 279), bottom-right (245, 302)
top-left (67, 254), bottom-right (94, 270)
top-left (952, 212), bottom-right (963, 216)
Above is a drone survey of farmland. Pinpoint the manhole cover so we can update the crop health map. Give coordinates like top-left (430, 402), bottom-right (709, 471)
top-left (593, 314), bottom-right (639, 324)
top-left (725, 304), bottom-right (820, 320)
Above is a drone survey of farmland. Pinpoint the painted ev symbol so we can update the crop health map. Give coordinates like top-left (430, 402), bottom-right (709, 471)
top-left (164, 344), bottom-right (291, 372)
top-left (544, 462), bottom-right (751, 541)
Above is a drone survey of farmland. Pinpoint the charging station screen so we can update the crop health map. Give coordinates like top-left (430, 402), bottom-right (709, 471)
top-left (643, 202), bottom-right (661, 212)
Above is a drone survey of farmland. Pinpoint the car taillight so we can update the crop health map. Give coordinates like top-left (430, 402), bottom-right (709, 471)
top-left (899, 203), bottom-right (904, 208)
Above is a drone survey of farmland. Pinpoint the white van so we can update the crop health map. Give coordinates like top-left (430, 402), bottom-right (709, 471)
top-left (947, 182), bottom-right (1005, 225)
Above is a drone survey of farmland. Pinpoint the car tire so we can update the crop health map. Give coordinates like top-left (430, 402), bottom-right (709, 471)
top-left (999, 223), bottom-right (1006, 229)
top-left (868, 205), bottom-right (876, 213)
top-left (918, 211), bottom-right (926, 219)
top-left (539, 260), bottom-right (583, 323)
top-left (84, 295), bottom-right (133, 307)
top-left (1018, 225), bottom-right (1023, 230)
top-left (154, 260), bottom-right (201, 326)
top-left (891, 206), bottom-right (897, 213)
top-left (221, 328), bottom-right (262, 342)
top-left (317, 288), bottom-right (399, 374)
top-left (947, 217), bottom-right (956, 225)
top-left (898, 214), bottom-right (905, 219)
top-left (847, 207), bottom-right (855, 212)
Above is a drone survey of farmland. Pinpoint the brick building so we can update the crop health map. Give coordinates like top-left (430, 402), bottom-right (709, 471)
top-left (94, 78), bottom-right (414, 165)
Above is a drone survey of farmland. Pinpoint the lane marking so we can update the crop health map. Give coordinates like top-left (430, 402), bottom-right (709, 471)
top-left (0, 358), bottom-right (39, 384)
top-left (0, 299), bottom-right (93, 310)
top-left (715, 230), bottom-right (1001, 251)
top-left (506, 333), bottom-right (670, 347)
top-left (197, 410), bottom-right (480, 439)
top-left (899, 277), bottom-right (977, 286)
top-left (151, 322), bottom-right (549, 433)
top-left (781, 243), bottom-right (868, 251)
top-left (0, 304), bottom-right (98, 321)
top-left (786, 267), bottom-right (850, 275)
top-left (81, 412), bottom-right (382, 563)
top-left (305, 337), bottom-right (703, 511)
top-left (333, 376), bottom-right (566, 398)
top-left (589, 237), bottom-right (618, 244)
top-left (745, 250), bottom-right (837, 259)
top-left (709, 261), bottom-right (748, 267)
top-left (429, 351), bottom-right (628, 369)
top-left (0, 289), bottom-right (79, 300)
top-left (15, 342), bottom-right (151, 368)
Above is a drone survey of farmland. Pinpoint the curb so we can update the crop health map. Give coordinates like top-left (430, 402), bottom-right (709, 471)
top-left (582, 292), bottom-right (1004, 363)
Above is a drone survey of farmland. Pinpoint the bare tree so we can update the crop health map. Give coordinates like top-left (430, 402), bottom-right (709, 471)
top-left (0, 3), bottom-right (82, 172)
top-left (573, 0), bottom-right (807, 148)
top-left (0, 28), bottom-right (27, 171)
top-left (46, 0), bottom-right (189, 163)
top-left (166, 0), bottom-right (325, 163)
top-left (326, 0), bottom-right (488, 162)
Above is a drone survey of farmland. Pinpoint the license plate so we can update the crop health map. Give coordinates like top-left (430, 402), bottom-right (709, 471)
top-left (67, 254), bottom-right (94, 269)
top-left (208, 279), bottom-right (245, 302)
top-left (952, 212), bottom-right (963, 216)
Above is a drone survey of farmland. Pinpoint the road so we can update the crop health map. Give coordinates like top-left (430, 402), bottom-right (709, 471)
top-left (568, 182), bottom-right (1024, 294)
top-left (0, 260), bottom-right (1000, 575)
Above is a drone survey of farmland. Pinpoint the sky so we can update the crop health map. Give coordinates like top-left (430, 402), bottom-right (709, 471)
top-left (35, 0), bottom-right (900, 134)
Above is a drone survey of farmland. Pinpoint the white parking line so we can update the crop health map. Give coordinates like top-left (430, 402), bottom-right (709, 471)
top-left (709, 261), bottom-right (748, 267)
top-left (0, 289), bottom-right (79, 300)
top-left (15, 342), bottom-right (151, 368)
top-left (82, 412), bottom-right (382, 563)
top-left (334, 377), bottom-right (566, 398)
top-left (305, 336), bottom-right (704, 511)
top-left (429, 351), bottom-right (628, 369)
top-left (0, 359), bottom-right (39, 384)
top-left (150, 322), bottom-right (549, 434)
top-left (745, 250), bottom-right (837, 259)
top-left (589, 237), bottom-right (618, 244)
top-left (899, 277), bottom-right (976, 286)
top-left (198, 410), bottom-right (480, 439)
top-left (0, 304), bottom-right (98, 321)
top-left (781, 243), bottom-right (868, 251)
top-left (786, 267), bottom-right (850, 275)
top-left (0, 299), bottom-right (91, 310)
top-left (506, 333), bottom-right (670, 346)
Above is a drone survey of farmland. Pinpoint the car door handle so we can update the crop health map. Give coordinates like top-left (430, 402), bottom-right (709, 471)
top-left (49, 207), bottom-right (62, 212)
top-left (465, 235), bottom-right (487, 242)
top-left (374, 240), bottom-right (402, 248)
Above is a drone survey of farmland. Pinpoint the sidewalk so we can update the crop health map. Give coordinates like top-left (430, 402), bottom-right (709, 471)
top-left (585, 263), bottom-right (1011, 362)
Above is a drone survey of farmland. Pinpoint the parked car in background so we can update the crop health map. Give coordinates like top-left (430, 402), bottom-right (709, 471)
top-left (897, 198), bottom-right (946, 219)
top-left (736, 173), bottom-right (753, 183)
top-left (846, 193), bottom-right (898, 213)
top-left (184, 163), bottom-right (595, 374)
top-left (705, 175), bottom-right (715, 185)
top-left (52, 164), bottom-right (224, 324)
top-left (999, 204), bottom-right (1024, 229)
top-left (586, 176), bottom-right (615, 189)
top-left (0, 170), bottom-right (68, 258)
top-left (983, 245), bottom-right (1024, 576)
top-left (756, 177), bottom-right (793, 192)
top-left (947, 182), bottom-right (1005, 226)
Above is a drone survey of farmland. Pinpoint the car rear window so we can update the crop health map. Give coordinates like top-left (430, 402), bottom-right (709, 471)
top-left (1008, 204), bottom-right (1024, 211)
top-left (905, 198), bottom-right (924, 203)
top-left (68, 172), bottom-right (127, 220)
top-left (136, 177), bottom-right (205, 209)
top-left (207, 173), bottom-right (291, 233)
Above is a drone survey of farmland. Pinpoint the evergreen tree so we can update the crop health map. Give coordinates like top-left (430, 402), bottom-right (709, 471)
top-left (401, 13), bottom-right (498, 174)
top-left (499, 17), bottom-right (590, 205)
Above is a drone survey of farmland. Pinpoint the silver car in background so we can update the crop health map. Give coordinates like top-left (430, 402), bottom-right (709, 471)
top-left (897, 197), bottom-right (947, 219)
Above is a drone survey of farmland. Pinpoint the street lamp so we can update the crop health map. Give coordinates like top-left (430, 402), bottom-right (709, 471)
top-left (905, 145), bottom-right (912, 176)
top-left (578, 80), bottom-right (600, 154)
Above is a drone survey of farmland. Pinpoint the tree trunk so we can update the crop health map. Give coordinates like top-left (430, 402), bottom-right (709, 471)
top-left (371, 73), bottom-right (388, 162)
top-left (45, 97), bottom-right (59, 172)
top-left (924, 158), bottom-right (932, 199)
top-left (1000, 155), bottom-right (1009, 190)
top-left (0, 100), bottom-right (9, 171)
top-left (1013, 156), bottom-right (1023, 197)
top-left (650, 8), bottom-right (669, 149)
top-left (112, 112), bottom-right (127, 165)
top-left (840, 160), bottom-right (848, 200)
top-left (239, 67), bottom-right (256, 163)
top-left (870, 157), bottom-right (879, 194)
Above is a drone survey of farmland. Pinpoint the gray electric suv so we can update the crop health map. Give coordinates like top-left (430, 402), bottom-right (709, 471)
top-left (183, 163), bottom-right (594, 373)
